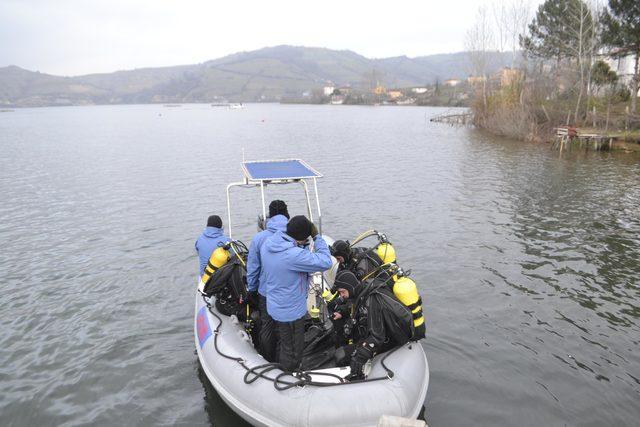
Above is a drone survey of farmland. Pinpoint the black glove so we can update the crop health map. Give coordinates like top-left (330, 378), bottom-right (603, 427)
top-left (310, 222), bottom-right (319, 239)
top-left (348, 343), bottom-right (374, 380)
top-left (335, 303), bottom-right (350, 319)
top-left (247, 291), bottom-right (259, 308)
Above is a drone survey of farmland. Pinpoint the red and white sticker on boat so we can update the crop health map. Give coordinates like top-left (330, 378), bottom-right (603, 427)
top-left (197, 306), bottom-right (212, 348)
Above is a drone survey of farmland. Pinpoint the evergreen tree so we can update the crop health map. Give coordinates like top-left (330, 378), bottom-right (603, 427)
top-left (601, 0), bottom-right (640, 112)
top-left (520, 0), bottom-right (594, 64)
top-left (521, 0), bottom-right (597, 123)
top-left (591, 60), bottom-right (618, 87)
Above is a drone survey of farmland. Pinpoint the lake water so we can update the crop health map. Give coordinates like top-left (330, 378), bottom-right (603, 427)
top-left (0, 104), bottom-right (638, 426)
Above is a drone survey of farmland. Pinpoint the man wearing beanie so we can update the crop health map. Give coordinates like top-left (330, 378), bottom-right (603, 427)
top-left (259, 215), bottom-right (332, 371)
top-left (246, 200), bottom-right (290, 362)
top-left (195, 215), bottom-right (230, 276)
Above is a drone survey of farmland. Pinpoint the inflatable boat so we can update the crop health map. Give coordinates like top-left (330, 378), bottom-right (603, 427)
top-left (194, 159), bottom-right (429, 426)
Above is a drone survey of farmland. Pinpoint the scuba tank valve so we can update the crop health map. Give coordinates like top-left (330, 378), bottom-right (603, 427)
top-left (322, 288), bottom-right (337, 303)
top-left (309, 306), bottom-right (320, 319)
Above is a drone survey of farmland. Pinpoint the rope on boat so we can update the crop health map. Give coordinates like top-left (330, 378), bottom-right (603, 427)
top-left (201, 294), bottom-right (400, 390)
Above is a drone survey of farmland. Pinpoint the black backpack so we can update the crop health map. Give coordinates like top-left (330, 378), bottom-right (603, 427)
top-left (203, 255), bottom-right (248, 317)
top-left (354, 280), bottom-right (414, 347)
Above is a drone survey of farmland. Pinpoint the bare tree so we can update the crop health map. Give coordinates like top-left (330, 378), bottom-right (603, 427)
top-left (492, 2), bottom-right (509, 53)
top-left (505, 0), bottom-right (532, 67)
top-left (466, 6), bottom-right (495, 109)
top-left (564, 0), bottom-right (599, 122)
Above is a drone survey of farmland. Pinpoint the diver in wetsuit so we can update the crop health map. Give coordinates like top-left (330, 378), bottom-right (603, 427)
top-left (332, 270), bottom-right (415, 380)
top-left (322, 289), bottom-right (352, 348)
top-left (328, 239), bottom-right (392, 347)
top-left (330, 240), bottom-right (355, 271)
top-left (330, 239), bottom-right (395, 284)
top-left (324, 240), bottom-right (356, 346)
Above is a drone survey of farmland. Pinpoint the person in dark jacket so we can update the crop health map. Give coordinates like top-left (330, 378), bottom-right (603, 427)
top-left (246, 200), bottom-right (289, 361)
top-left (333, 270), bottom-right (414, 380)
top-left (195, 215), bottom-right (230, 277)
top-left (260, 215), bottom-right (332, 371)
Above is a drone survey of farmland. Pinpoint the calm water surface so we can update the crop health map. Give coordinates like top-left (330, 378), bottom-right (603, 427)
top-left (0, 104), bottom-right (639, 426)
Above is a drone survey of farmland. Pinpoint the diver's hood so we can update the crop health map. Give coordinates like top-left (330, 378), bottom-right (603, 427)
top-left (334, 270), bottom-right (362, 299)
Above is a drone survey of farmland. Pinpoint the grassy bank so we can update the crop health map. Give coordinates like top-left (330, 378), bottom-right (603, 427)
top-left (470, 77), bottom-right (640, 151)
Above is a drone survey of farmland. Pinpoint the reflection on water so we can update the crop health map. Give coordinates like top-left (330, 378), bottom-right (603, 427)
top-left (197, 360), bottom-right (251, 427)
top-left (0, 104), bottom-right (638, 426)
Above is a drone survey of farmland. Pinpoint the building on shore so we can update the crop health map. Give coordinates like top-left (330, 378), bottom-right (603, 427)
top-left (323, 86), bottom-right (335, 96)
top-left (444, 79), bottom-right (461, 87)
top-left (373, 85), bottom-right (386, 95)
top-left (495, 68), bottom-right (523, 87)
top-left (467, 76), bottom-right (486, 85)
top-left (603, 51), bottom-right (640, 96)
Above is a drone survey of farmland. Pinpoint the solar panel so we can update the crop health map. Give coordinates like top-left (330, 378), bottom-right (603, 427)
top-left (242, 159), bottom-right (321, 181)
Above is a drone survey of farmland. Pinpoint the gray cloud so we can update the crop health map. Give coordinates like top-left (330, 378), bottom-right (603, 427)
top-left (0, 0), bottom-right (540, 76)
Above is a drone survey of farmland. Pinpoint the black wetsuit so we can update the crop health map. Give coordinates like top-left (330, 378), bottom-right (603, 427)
top-left (343, 279), bottom-right (414, 377)
top-left (350, 247), bottom-right (395, 284)
top-left (327, 295), bottom-right (352, 347)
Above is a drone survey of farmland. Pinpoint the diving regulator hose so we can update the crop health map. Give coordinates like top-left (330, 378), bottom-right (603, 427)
top-left (199, 293), bottom-right (401, 390)
top-left (197, 234), bottom-right (403, 389)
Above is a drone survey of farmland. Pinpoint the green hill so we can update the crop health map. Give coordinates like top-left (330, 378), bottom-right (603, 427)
top-left (0, 46), bottom-right (513, 107)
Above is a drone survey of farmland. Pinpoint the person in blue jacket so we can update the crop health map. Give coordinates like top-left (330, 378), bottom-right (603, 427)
top-left (195, 215), bottom-right (230, 277)
top-left (260, 215), bottom-right (332, 371)
top-left (246, 200), bottom-right (289, 361)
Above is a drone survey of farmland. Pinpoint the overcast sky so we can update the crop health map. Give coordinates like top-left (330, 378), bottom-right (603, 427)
top-left (0, 0), bottom-right (541, 76)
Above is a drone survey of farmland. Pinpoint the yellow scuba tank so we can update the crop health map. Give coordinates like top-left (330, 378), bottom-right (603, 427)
top-left (375, 242), bottom-right (396, 264)
top-left (393, 277), bottom-right (424, 328)
top-left (201, 246), bottom-right (231, 284)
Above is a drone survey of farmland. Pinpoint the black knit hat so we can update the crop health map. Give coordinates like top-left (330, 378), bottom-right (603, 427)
top-left (334, 270), bottom-right (362, 299)
top-left (286, 215), bottom-right (312, 241)
top-left (269, 200), bottom-right (289, 219)
top-left (207, 215), bottom-right (222, 228)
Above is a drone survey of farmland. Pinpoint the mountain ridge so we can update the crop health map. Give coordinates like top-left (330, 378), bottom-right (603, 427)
top-left (0, 45), bottom-right (513, 107)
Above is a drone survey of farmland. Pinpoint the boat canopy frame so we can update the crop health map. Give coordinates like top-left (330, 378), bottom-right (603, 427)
top-left (226, 159), bottom-right (323, 239)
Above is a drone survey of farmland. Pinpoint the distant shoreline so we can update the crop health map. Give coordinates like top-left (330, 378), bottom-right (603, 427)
top-left (0, 102), bottom-right (467, 110)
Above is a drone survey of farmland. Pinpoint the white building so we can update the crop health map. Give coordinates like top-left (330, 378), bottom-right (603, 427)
top-left (411, 87), bottom-right (428, 94)
top-left (604, 53), bottom-right (639, 96)
top-left (323, 86), bottom-right (335, 96)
